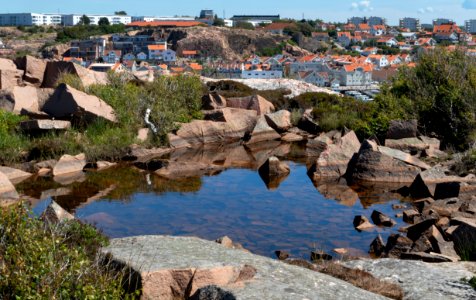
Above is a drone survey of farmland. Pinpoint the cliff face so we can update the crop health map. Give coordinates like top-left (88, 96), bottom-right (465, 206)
top-left (167, 27), bottom-right (288, 61)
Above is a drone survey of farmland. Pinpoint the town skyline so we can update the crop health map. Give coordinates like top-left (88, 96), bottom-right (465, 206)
top-left (2, 0), bottom-right (476, 25)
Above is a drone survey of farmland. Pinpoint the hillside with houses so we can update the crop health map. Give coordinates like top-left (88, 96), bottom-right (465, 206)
top-left (2, 13), bottom-right (476, 95)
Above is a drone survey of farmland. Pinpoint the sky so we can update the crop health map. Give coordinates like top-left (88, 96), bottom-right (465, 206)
top-left (2, 0), bottom-right (476, 25)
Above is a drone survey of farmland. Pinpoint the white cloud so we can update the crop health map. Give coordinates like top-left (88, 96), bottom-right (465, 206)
top-left (463, 0), bottom-right (476, 9)
top-left (350, 1), bottom-right (373, 12)
top-left (417, 6), bottom-right (434, 14)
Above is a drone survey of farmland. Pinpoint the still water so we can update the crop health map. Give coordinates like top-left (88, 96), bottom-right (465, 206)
top-left (22, 157), bottom-right (407, 259)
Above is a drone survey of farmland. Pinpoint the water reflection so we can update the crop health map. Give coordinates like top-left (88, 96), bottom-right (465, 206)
top-left (19, 142), bottom-right (407, 258)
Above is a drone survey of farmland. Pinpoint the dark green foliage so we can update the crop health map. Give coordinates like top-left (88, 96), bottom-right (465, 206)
top-left (0, 73), bottom-right (203, 163)
top-left (206, 80), bottom-right (291, 108)
top-left (56, 24), bottom-right (126, 43)
top-left (79, 15), bottom-right (91, 25)
top-left (470, 277), bottom-right (476, 290)
top-left (98, 17), bottom-right (110, 26)
top-left (234, 21), bottom-right (255, 30)
top-left (0, 204), bottom-right (136, 299)
top-left (379, 48), bottom-right (476, 149)
top-left (0, 110), bottom-right (28, 163)
top-left (114, 11), bottom-right (128, 16)
top-left (451, 149), bottom-right (476, 176)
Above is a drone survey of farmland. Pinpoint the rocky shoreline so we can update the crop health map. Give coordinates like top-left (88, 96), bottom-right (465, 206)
top-left (0, 55), bottom-right (475, 299)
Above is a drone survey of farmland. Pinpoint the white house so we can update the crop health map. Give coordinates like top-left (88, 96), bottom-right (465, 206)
top-left (123, 53), bottom-right (136, 61)
top-left (338, 64), bottom-right (373, 86)
top-left (415, 38), bottom-right (437, 47)
top-left (148, 44), bottom-right (167, 60)
top-left (161, 49), bottom-right (176, 62)
top-left (366, 55), bottom-right (389, 69)
top-left (137, 52), bottom-right (148, 60)
top-left (102, 50), bottom-right (121, 63)
top-left (241, 69), bottom-right (283, 79)
top-left (361, 47), bottom-right (378, 56)
top-left (377, 37), bottom-right (398, 47)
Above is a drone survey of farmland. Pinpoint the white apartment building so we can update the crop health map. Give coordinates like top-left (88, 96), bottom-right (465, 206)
top-left (62, 14), bottom-right (131, 26)
top-left (0, 13), bottom-right (131, 26)
top-left (0, 13), bottom-right (62, 26)
top-left (241, 70), bottom-right (283, 79)
top-left (131, 16), bottom-right (195, 22)
top-left (399, 17), bottom-right (421, 31)
top-left (465, 20), bottom-right (476, 34)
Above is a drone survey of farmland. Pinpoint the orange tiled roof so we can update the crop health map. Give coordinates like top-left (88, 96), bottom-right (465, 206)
top-left (338, 32), bottom-right (352, 38)
top-left (433, 24), bottom-right (461, 34)
top-left (182, 50), bottom-right (197, 55)
top-left (127, 21), bottom-right (202, 28)
top-left (63, 57), bottom-right (83, 62)
top-left (343, 64), bottom-right (373, 72)
top-left (148, 44), bottom-right (166, 51)
top-left (358, 24), bottom-right (370, 30)
top-left (189, 63), bottom-right (203, 71)
top-left (263, 22), bottom-right (295, 30)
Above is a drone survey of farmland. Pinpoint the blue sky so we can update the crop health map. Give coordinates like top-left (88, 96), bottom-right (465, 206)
top-left (2, 0), bottom-right (476, 25)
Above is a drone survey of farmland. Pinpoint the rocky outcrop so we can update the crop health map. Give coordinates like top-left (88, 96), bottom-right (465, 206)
top-left (409, 167), bottom-right (476, 200)
top-left (102, 235), bottom-right (387, 300)
top-left (346, 140), bottom-right (422, 183)
top-left (370, 210), bottom-right (396, 227)
top-left (0, 171), bottom-right (19, 199)
top-left (0, 58), bottom-right (23, 90)
top-left (52, 153), bottom-right (86, 177)
top-left (15, 55), bottom-right (47, 85)
top-left (245, 116), bottom-right (281, 145)
top-left (343, 259), bottom-right (476, 300)
top-left (386, 119), bottom-right (419, 140)
top-left (297, 109), bottom-right (320, 134)
top-left (264, 110), bottom-right (292, 133)
top-left (202, 93), bottom-right (227, 110)
top-left (258, 156), bottom-right (290, 189)
top-left (308, 130), bottom-right (360, 179)
top-left (385, 136), bottom-right (440, 153)
top-left (20, 119), bottom-right (71, 132)
top-left (353, 215), bottom-right (375, 231)
top-left (0, 86), bottom-right (40, 113)
top-left (306, 134), bottom-right (333, 157)
top-left (0, 166), bottom-right (31, 184)
top-left (177, 108), bottom-right (257, 146)
top-left (42, 84), bottom-right (117, 123)
top-left (169, 26), bottom-right (287, 62)
top-left (40, 201), bottom-right (74, 223)
top-left (226, 95), bottom-right (275, 115)
top-left (155, 161), bottom-right (224, 179)
top-left (203, 108), bottom-right (257, 133)
top-left (42, 61), bottom-right (107, 88)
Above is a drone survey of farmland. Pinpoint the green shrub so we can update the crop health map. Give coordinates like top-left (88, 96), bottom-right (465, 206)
top-left (0, 110), bottom-right (29, 164)
top-left (0, 204), bottom-right (136, 299)
top-left (470, 277), bottom-right (476, 290)
top-left (378, 48), bottom-right (476, 149)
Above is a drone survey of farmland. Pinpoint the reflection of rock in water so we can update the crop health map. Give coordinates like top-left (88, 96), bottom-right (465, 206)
top-left (258, 156), bottom-right (290, 190)
top-left (348, 181), bottom-right (406, 208)
top-left (311, 177), bottom-right (359, 207)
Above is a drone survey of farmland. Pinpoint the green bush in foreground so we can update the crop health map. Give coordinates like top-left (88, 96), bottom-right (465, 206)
top-left (0, 72), bottom-right (204, 164)
top-left (470, 277), bottom-right (476, 290)
top-left (0, 204), bottom-right (136, 299)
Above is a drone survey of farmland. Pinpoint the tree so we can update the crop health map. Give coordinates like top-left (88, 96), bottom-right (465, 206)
top-left (114, 11), bottom-right (127, 16)
top-left (78, 15), bottom-right (91, 25)
top-left (234, 21), bottom-right (254, 30)
top-left (213, 15), bottom-right (225, 27)
top-left (98, 17), bottom-right (110, 26)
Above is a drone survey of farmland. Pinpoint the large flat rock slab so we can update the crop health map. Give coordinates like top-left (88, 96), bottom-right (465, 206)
top-left (102, 235), bottom-right (386, 300)
top-left (343, 258), bottom-right (476, 300)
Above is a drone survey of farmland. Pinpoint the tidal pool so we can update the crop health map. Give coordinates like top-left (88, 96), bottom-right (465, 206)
top-left (25, 159), bottom-right (407, 259)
